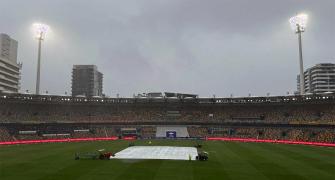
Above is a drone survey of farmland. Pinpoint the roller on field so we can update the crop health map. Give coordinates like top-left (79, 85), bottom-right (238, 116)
top-left (196, 151), bottom-right (208, 161)
top-left (74, 149), bottom-right (115, 160)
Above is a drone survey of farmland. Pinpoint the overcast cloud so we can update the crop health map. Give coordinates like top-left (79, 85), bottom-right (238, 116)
top-left (1, 0), bottom-right (334, 97)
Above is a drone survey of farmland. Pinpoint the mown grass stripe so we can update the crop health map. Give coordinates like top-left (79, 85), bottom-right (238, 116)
top-left (1, 140), bottom-right (335, 180)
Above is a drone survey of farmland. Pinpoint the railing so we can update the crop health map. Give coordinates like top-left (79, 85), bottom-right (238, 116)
top-left (0, 92), bottom-right (334, 105)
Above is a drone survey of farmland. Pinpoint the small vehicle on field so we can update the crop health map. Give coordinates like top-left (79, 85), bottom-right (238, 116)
top-left (75, 149), bottom-right (114, 160)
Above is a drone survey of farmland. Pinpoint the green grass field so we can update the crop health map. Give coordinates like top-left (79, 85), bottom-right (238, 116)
top-left (1, 140), bottom-right (335, 180)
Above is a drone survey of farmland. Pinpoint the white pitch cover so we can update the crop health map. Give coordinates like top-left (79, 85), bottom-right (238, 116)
top-left (111, 146), bottom-right (198, 160)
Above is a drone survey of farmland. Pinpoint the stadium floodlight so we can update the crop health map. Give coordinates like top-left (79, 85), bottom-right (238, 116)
top-left (289, 14), bottom-right (308, 33)
top-left (289, 14), bottom-right (308, 95)
top-left (32, 23), bottom-right (50, 95)
top-left (33, 23), bottom-right (49, 40)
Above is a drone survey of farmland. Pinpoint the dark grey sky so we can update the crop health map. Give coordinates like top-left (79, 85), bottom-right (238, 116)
top-left (1, 0), bottom-right (334, 97)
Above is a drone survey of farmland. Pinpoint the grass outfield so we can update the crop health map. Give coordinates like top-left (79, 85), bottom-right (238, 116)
top-left (0, 140), bottom-right (335, 180)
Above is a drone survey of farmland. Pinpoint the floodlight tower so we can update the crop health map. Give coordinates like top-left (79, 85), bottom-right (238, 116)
top-left (289, 14), bottom-right (308, 95)
top-left (33, 23), bottom-right (49, 95)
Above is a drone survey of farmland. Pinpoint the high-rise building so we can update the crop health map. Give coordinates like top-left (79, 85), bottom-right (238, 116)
top-left (297, 63), bottom-right (335, 94)
top-left (71, 65), bottom-right (103, 97)
top-left (0, 33), bottom-right (21, 93)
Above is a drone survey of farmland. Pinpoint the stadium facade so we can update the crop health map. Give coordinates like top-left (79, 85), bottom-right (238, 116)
top-left (0, 33), bottom-right (21, 93)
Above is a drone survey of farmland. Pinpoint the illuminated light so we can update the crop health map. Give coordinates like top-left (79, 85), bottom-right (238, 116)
top-left (0, 137), bottom-right (118, 145)
top-left (1, 136), bottom-right (334, 147)
top-left (289, 14), bottom-right (308, 32)
top-left (32, 23), bottom-right (50, 40)
top-left (207, 137), bottom-right (335, 147)
top-left (123, 136), bottom-right (137, 140)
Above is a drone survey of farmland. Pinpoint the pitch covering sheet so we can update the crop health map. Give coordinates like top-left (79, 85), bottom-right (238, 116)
top-left (111, 146), bottom-right (198, 160)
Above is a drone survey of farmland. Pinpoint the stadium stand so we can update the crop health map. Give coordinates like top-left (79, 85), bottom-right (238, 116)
top-left (0, 127), bottom-right (13, 141)
top-left (0, 92), bottom-right (334, 143)
top-left (141, 126), bottom-right (156, 138)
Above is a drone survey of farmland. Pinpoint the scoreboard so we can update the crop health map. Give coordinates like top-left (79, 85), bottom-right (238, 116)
top-left (166, 131), bottom-right (176, 138)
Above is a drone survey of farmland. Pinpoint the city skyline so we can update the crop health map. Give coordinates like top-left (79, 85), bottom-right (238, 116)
top-left (1, 0), bottom-right (334, 97)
